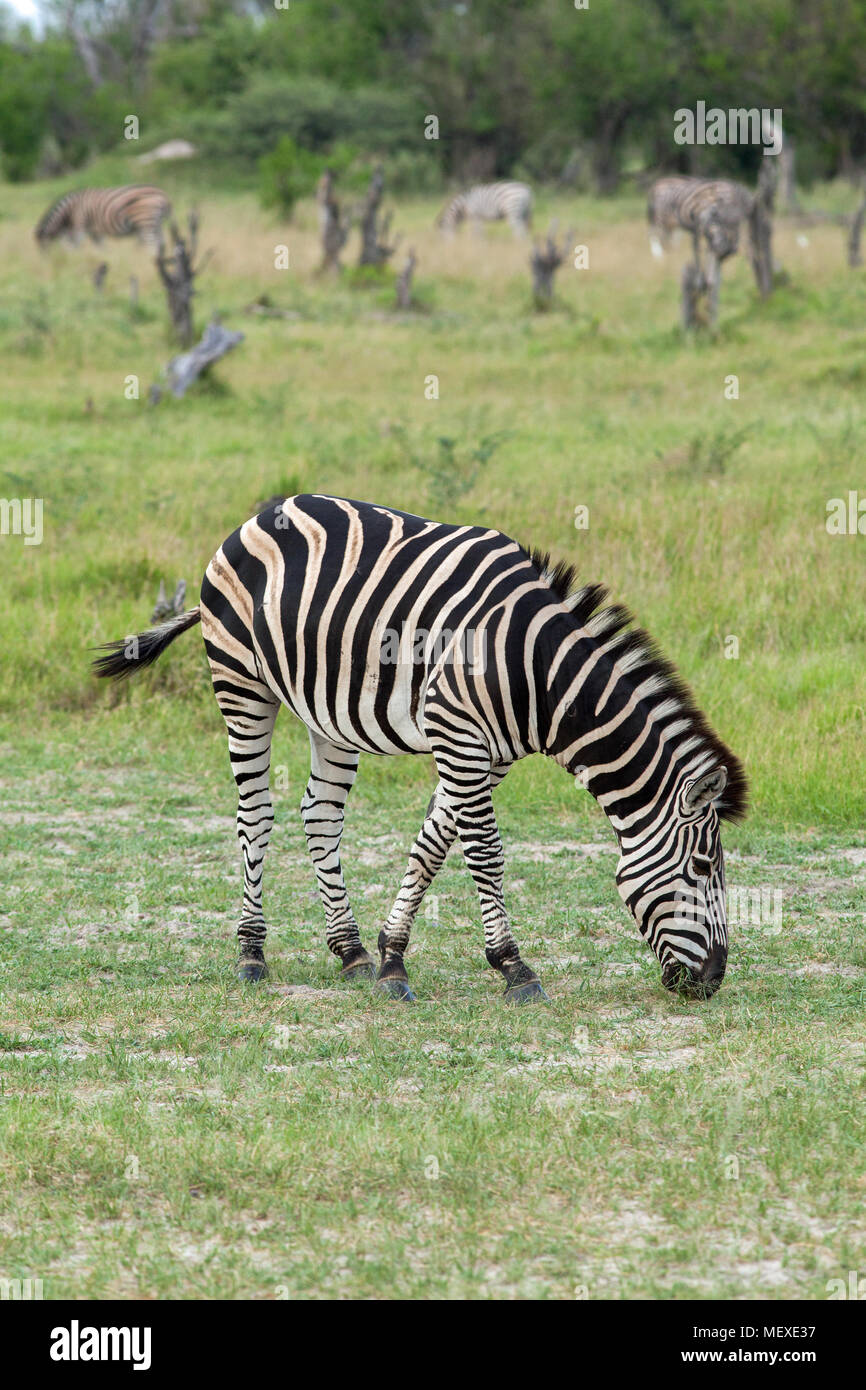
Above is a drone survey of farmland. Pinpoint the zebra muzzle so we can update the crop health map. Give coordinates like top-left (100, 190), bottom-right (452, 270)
top-left (662, 946), bottom-right (726, 998)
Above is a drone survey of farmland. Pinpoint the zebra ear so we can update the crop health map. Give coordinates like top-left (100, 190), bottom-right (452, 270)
top-left (682, 767), bottom-right (728, 814)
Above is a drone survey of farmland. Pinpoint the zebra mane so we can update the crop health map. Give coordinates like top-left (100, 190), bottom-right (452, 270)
top-left (523, 546), bottom-right (748, 822)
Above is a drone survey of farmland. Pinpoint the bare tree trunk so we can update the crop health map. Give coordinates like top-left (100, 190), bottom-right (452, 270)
top-left (358, 164), bottom-right (399, 267)
top-left (69, 23), bottom-right (104, 87)
top-left (749, 161), bottom-right (777, 298)
top-left (780, 142), bottom-right (800, 213)
top-left (92, 262), bottom-right (108, 294)
top-left (316, 170), bottom-right (350, 273)
top-left (530, 225), bottom-right (574, 310)
top-left (395, 249), bottom-right (417, 309)
top-left (132, 0), bottom-right (165, 75)
top-left (848, 191), bottom-right (866, 268)
top-left (155, 212), bottom-right (212, 345)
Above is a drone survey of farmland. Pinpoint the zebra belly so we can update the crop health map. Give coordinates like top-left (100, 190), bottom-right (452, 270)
top-left (263, 640), bottom-right (434, 757)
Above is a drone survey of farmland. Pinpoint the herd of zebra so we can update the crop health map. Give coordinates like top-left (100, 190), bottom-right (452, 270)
top-left (31, 181), bottom-right (535, 247)
top-left (34, 174), bottom-right (759, 277)
top-left (31, 173), bottom-right (753, 1006)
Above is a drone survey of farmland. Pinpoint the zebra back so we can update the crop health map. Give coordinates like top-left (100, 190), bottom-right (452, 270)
top-left (438, 181), bottom-right (532, 232)
top-left (648, 176), bottom-right (754, 236)
top-left (35, 186), bottom-right (171, 245)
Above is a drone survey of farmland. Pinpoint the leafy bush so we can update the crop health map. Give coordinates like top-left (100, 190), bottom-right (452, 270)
top-left (386, 148), bottom-right (445, 195)
top-left (259, 136), bottom-right (322, 217)
top-left (259, 137), bottom-right (369, 217)
top-left (187, 74), bottom-right (418, 166)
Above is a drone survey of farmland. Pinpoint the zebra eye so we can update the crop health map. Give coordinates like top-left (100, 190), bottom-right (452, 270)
top-left (690, 855), bottom-right (713, 879)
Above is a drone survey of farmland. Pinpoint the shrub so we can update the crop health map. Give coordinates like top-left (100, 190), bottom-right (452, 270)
top-left (259, 136), bottom-right (322, 217)
top-left (187, 74), bottom-right (418, 166)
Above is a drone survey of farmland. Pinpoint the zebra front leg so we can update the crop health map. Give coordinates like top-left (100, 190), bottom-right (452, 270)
top-left (301, 732), bottom-right (374, 980)
top-left (706, 252), bottom-right (721, 327)
top-left (376, 783), bottom-right (458, 1001)
top-left (441, 761), bottom-right (547, 1004)
top-left (377, 767), bottom-right (513, 1001)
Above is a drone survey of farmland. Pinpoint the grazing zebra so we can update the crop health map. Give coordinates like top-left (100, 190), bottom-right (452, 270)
top-left (437, 181), bottom-right (533, 237)
top-left (35, 186), bottom-right (171, 249)
top-left (93, 495), bottom-right (747, 1003)
top-left (647, 176), bottom-right (754, 264)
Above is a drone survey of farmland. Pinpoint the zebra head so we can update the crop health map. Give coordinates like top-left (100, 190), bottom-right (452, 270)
top-left (615, 766), bottom-right (730, 998)
top-left (34, 212), bottom-right (57, 245)
top-left (701, 208), bottom-right (742, 262)
top-left (436, 201), bottom-right (464, 234)
top-left (35, 199), bottom-right (69, 246)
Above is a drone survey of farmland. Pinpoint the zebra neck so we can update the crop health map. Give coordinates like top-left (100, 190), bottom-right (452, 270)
top-left (538, 613), bottom-right (695, 840)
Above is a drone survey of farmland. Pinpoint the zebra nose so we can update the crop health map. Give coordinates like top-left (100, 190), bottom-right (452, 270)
top-left (661, 947), bottom-right (726, 997)
top-left (698, 946), bottom-right (727, 987)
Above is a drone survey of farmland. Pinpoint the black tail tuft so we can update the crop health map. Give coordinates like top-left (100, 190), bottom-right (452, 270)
top-left (92, 606), bottom-right (202, 682)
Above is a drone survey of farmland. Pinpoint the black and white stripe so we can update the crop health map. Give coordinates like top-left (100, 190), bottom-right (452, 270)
top-left (35, 186), bottom-right (171, 248)
top-left (647, 176), bottom-right (754, 263)
top-left (437, 181), bottom-right (533, 236)
top-left (93, 495), bottom-right (747, 1002)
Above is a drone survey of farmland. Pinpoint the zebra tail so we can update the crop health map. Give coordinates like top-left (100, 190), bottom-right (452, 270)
top-left (91, 606), bottom-right (202, 682)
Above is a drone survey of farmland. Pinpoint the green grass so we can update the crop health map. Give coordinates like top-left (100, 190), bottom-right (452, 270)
top-left (1, 733), bottom-right (864, 1298)
top-left (1, 163), bottom-right (864, 1298)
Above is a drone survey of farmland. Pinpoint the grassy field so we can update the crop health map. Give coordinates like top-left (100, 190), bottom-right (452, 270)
top-left (0, 159), bottom-right (864, 1298)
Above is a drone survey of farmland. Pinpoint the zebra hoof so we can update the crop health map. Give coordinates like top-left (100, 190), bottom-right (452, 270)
top-left (377, 977), bottom-right (416, 1003)
top-left (342, 958), bottom-right (376, 983)
top-left (504, 979), bottom-right (549, 1005)
top-left (237, 956), bottom-right (269, 983)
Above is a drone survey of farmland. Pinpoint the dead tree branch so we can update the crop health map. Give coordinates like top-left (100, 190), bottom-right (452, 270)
top-left (152, 579), bottom-right (187, 623)
top-left (530, 224), bottom-right (574, 310)
top-left (358, 164), bottom-right (400, 267)
top-left (154, 211), bottom-right (213, 345)
top-left (848, 191), bottom-right (866, 268)
top-left (395, 249), bottom-right (417, 309)
top-left (149, 317), bottom-right (243, 402)
top-left (316, 170), bottom-right (351, 273)
top-left (749, 161), bottom-right (778, 298)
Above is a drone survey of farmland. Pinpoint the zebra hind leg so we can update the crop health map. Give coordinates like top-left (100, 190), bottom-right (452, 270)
top-left (300, 731), bottom-right (375, 982)
top-left (215, 684), bottom-right (281, 983)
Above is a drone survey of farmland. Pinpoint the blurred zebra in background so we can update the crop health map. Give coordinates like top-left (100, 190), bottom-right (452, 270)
top-left (437, 181), bottom-right (533, 236)
top-left (35, 186), bottom-right (171, 249)
top-left (647, 176), bottom-right (755, 264)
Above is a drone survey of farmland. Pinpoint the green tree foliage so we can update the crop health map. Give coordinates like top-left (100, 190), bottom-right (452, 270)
top-left (0, 0), bottom-right (863, 187)
top-left (185, 73), bottom-right (418, 165)
top-left (259, 135), bottom-right (364, 217)
top-left (0, 33), bottom-right (124, 180)
top-left (259, 136), bottom-right (320, 218)
top-left (149, 11), bottom-right (261, 116)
